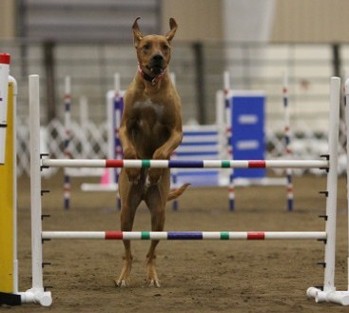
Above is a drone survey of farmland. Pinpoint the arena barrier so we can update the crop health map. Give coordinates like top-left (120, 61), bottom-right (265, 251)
top-left (22, 74), bottom-right (348, 306)
top-left (1, 74), bottom-right (347, 306)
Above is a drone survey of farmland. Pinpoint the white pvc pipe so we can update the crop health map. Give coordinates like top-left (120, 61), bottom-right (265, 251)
top-left (41, 158), bottom-right (329, 169)
top-left (323, 77), bottom-right (340, 293)
top-left (0, 53), bottom-right (10, 164)
top-left (41, 231), bottom-right (326, 241)
top-left (29, 75), bottom-right (51, 303)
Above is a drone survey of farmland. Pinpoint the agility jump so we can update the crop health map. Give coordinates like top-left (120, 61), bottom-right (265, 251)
top-left (25, 74), bottom-right (347, 306)
top-left (1, 73), bottom-right (348, 306)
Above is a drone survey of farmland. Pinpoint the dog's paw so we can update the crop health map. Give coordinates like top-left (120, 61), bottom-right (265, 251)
top-left (148, 168), bottom-right (163, 184)
top-left (148, 278), bottom-right (161, 288)
top-left (126, 168), bottom-right (141, 184)
top-left (114, 278), bottom-right (129, 288)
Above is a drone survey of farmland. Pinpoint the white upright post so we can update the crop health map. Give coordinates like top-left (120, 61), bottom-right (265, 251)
top-left (307, 77), bottom-right (349, 305)
top-left (323, 76), bottom-right (340, 292)
top-left (26, 74), bottom-right (52, 306)
top-left (0, 53), bottom-right (10, 164)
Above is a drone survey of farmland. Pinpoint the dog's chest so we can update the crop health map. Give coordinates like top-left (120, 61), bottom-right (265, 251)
top-left (132, 99), bottom-right (166, 131)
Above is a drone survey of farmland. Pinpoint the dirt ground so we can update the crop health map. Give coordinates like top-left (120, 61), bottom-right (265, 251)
top-left (5, 172), bottom-right (349, 312)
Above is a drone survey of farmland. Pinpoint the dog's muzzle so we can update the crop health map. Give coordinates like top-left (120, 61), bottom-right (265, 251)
top-left (149, 54), bottom-right (164, 75)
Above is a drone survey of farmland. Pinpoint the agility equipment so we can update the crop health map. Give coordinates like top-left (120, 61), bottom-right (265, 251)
top-left (0, 75), bottom-right (17, 302)
top-left (1, 73), bottom-right (348, 306)
top-left (42, 158), bottom-right (328, 169)
top-left (223, 71), bottom-right (292, 210)
top-left (41, 231), bottom-right (326, 240)
top-left (23, 74), bottom-right (349, 306)
top-left (0, 68), bottom-right (52, 306)
top-left (0, 53), bottom-right (10, 164)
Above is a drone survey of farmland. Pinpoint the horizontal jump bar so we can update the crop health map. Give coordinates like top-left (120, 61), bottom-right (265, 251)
top-left (41, 159), bottom-right (329, 169)
top-left (42, 231), bottom-right (327, 240)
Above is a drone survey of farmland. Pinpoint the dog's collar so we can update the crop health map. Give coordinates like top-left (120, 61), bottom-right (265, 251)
top-left (138, 64), bottom-right (166, 86)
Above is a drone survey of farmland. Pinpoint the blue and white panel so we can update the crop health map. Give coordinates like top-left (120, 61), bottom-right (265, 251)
top-left (173, 125), bottom-right (220, 186)
top-left (230, 91), bottom-right (265, 178)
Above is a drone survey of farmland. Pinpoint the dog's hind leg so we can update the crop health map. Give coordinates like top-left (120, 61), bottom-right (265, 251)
top-left (115, 172), bottom-right (143, 287)
top-left (144, 172), bottom-right (169, 287)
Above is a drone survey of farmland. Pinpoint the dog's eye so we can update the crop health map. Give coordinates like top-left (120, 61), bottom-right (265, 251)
top-left (143, 43), bottom-right (151, 51)
top-left (162, 44), bottom-right (170, 51)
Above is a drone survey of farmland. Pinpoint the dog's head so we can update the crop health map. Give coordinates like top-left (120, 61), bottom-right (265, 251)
top-left (132, 17), bottom-right (177, 77)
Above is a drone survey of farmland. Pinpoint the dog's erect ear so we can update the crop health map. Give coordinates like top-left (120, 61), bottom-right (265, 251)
top-left (165, 18), bottom-right (178, 42)
top-left (132, 17), bottom-right (143, 48)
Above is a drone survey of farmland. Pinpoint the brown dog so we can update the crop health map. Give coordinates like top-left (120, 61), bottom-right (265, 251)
top-left (116, 17), bottom-right (189, 287)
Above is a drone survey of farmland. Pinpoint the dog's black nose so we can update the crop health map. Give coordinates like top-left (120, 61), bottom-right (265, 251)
top-left (152, 54), bottom-right (163, 62)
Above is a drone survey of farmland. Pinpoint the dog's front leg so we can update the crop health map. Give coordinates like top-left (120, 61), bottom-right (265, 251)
top-left (119, 125), bottom-right (141, 184)
top-left (148, 129), bottom-right (182, 184)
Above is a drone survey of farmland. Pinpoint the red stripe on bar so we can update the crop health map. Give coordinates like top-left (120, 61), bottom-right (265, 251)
top-left (248, 160), bottom-right (266, 168)
top-left (247, 232), bottom-right (265, 240)
top-left (105, 231), bottom-right (123, 240)
top-left (106, 160), bottom-right (124, 168)
top-left (0, 53), bottom-right (10, 64)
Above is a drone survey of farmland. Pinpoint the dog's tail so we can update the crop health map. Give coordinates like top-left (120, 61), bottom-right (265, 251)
top-left (167, 183), bottom-right (190, 201)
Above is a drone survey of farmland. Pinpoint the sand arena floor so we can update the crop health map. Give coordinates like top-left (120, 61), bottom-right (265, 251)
top-left (6, 172), bottom-right (349, 313)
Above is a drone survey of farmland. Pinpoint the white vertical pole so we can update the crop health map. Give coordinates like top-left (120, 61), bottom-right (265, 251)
top-left (345, 78), bottom-right (349, 291)
top-left (29, 74), bottom-right (44, 291)
top-left (0, 53), bottom-right (10, 164)
top-left (323, 76), bottom-right (340, 292)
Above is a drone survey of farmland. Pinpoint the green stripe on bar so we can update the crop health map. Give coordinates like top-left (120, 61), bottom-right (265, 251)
top-left (220, 232), bottom-right (230, 240)
top-left (221, 161), bottom-right (231, 168)
top-left (141, 232), bottom-right (150, 239)
top-left (142, 160), bottom-right (151, 168)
